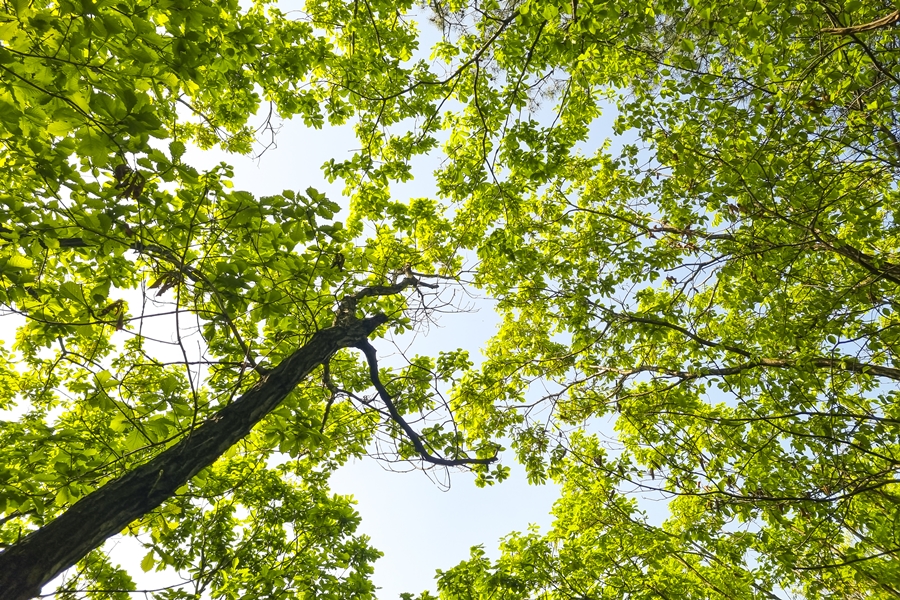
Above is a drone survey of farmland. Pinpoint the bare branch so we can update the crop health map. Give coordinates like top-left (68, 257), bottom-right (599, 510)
top-left (355, 339), bottom-right (496, 467)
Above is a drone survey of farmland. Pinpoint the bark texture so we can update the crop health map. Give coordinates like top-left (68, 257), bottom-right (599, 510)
top-left (0, 314), bottom-right (388, 600)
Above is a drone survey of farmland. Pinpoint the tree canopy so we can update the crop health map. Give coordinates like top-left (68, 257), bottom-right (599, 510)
top-left (1, 0), bottom-right (899, 597)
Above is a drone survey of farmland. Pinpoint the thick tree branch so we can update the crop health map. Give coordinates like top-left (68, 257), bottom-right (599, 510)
top-left (355, 339), bottom-right (496, 467)
top-left (0, 311), bottom-right (390, 600)
top-left (822, 10), bottom-right (900, 34)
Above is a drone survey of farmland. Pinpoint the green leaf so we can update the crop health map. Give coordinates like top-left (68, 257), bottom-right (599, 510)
top-left (5, 255), bottom-right (32, 269)
top-left (75, 127), bottom-right (111, 162)
top-left (140, 551), bottom-right (155, 572)
top-left (58, 282), bottom-right (84, 302)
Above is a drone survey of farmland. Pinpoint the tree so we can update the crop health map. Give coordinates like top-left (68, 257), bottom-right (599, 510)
top-left (2, 0), bottom-right (900, 598)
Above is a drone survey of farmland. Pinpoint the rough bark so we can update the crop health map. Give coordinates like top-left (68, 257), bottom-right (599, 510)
top-left (0, 313), bottom-right (388, 600)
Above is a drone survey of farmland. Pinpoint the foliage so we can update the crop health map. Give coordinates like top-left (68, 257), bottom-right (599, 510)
top-left (2, 0), bottom-right (900, 596)
top-left (335, 0), bottom-right (900, 597)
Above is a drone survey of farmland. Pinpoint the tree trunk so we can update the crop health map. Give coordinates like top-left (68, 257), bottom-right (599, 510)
top-left (0, 314), bottom-right (388, 600)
